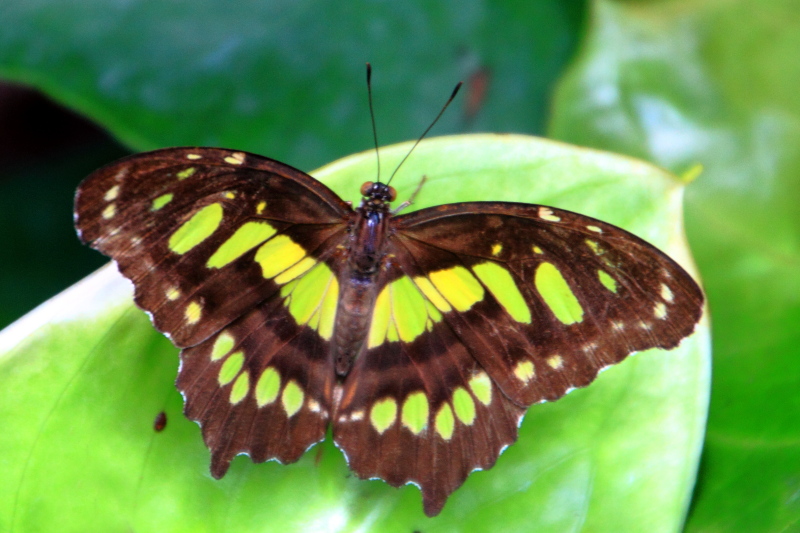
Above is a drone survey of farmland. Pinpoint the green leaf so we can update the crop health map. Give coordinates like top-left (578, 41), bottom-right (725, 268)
top-left (0, 0), bottom-right (583, 171)
top-left (549, 1), bottom-right (800, 530)
top-left (0, 135), bottom-right (710, 532)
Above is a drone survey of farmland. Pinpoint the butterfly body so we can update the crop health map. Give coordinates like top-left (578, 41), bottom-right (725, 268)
top-left (333, 181), bottom-right (396, 375)
top-left (75, 146), bottom-right (703, 517)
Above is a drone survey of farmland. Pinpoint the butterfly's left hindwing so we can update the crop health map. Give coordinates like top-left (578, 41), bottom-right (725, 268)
top-left (178, 282), bottom-right (339, 476)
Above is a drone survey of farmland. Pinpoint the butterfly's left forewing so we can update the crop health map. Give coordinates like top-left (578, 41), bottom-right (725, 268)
top-left (75, 147), bottom-right (351, 348)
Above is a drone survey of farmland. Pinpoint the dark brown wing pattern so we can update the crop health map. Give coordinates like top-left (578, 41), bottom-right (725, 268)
top-left (332, 201), bottom-right (703, 516)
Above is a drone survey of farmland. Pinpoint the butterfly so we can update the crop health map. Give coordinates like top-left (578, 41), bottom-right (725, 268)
top-left (73, 142), bottom-right (703, 516)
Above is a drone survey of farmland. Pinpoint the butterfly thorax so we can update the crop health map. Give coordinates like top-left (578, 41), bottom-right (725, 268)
top-left (332, 181), bottom-right (396, 376)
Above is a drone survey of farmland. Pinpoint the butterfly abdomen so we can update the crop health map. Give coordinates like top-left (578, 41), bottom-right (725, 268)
top-left (333, 277), bottom-right (381, 376)
top-left (333, 203), bottom-right (392, 376)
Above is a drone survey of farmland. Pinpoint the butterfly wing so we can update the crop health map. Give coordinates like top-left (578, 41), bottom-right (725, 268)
top-left (75, 147), bottom-right (351, 469)
top-left (75, 147), bottom-right (352, 347)
top-left (333, 201), bottom-right (704, 515)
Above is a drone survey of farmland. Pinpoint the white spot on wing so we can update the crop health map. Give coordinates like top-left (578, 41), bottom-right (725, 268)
top-left (224, 152), bottom-right (246, 165)
top-left (661, 283), bottom-right (674, 303)
top-left (538, 207), bottom-right (561, 222)
top-left (104, 185), bottom-right (120, 201)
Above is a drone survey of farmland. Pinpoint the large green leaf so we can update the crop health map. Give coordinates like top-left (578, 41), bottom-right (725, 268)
top-left (0, 0), bottom-right (583, 171)
top-left (0, 135), bottom-right (709, 532)
top-left (549, 1), bottom-right (800, 530)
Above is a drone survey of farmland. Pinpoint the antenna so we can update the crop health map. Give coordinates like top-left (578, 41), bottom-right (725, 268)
top-left (386, 80), bottom-right (462, 185)
top-left (366, 63), bottom-right (381, 183)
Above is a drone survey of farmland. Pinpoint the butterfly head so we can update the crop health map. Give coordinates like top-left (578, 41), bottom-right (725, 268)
top-left (360, 181), bottom-right (396, 209)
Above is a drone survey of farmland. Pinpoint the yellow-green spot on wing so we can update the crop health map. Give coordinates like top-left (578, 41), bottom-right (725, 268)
top-left (211, 332), bottom-right (235, 361)
top-left (391, 277), bottom-right (431, 342)
top-left (255, 367), bottom-right (281, 406)
top-left (151, 193), bottom-right (174, 211)
top-left (368, 276), bottom-right (444, 348)
top-left (452, 387), bottom-right (476, 425)
top-left (413, 276), bottom-right (451, 313)
top-left (185, 302), bottom-right (202, 324)
top-left (472, 262), bottom-right (531, 323)
top-left (207, 221), bottom-right (278, 268)
top-left (282, 263), bottom-right (338, 339)
top-left (176, 167), bottom-right (196, 180)
top-left (514, 360), bottom-right (535, 383)
top-left (229, 372), bottom-right (250, 404)
top-left (281, 380), bottom-right (304, 417)
top-left (401, 392), bottom-right (429, 435)
top-left (468, 372), bottom-right (492, 406)
top-left (386, 319), bottom-right (400, 343)
top-left (598, 270), bottom-right (618, 293)
top-left (255, 234), bottom-right (307, 279)
top-left (435, 404), bottom-right (455, 440)
top-left (370, 398), bottom-right (398, 434)
top-left (169, 203), bottom-right (224, 254)
top-left (218, 351), bottom-right (244, 386)
top-left (274, 257), bottom-right (316, 284)
top-left (585, 239), bottom-right (601, 254)
top-left (534, 262), bottom-right (584, 325)
top-left (547, 355), bottom-right (564, 369)
top-left (166, 287), bottom-right (181, 301)
top-left (316, 272), bottom-right (339, 340)
top-left (368, 284), bottom-right (392, 348)
top-left (428, 266), bottom-right (484, 312)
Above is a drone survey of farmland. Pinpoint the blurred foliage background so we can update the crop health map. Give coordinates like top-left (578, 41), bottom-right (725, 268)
top-left (0, 0), bottom-right (798, 531)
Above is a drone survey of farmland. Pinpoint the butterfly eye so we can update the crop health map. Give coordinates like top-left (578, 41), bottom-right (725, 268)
top-left (387, 186), bottom-right (397, 202)
top-left (360, 182), bottom-right (374, 197)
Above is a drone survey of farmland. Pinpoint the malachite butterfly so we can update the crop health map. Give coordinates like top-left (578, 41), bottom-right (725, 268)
top-left (74, 78), bottom-right (703, 517)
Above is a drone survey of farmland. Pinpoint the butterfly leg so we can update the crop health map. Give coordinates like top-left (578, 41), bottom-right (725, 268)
top-left (392, 175), bottom-right (427, 214)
